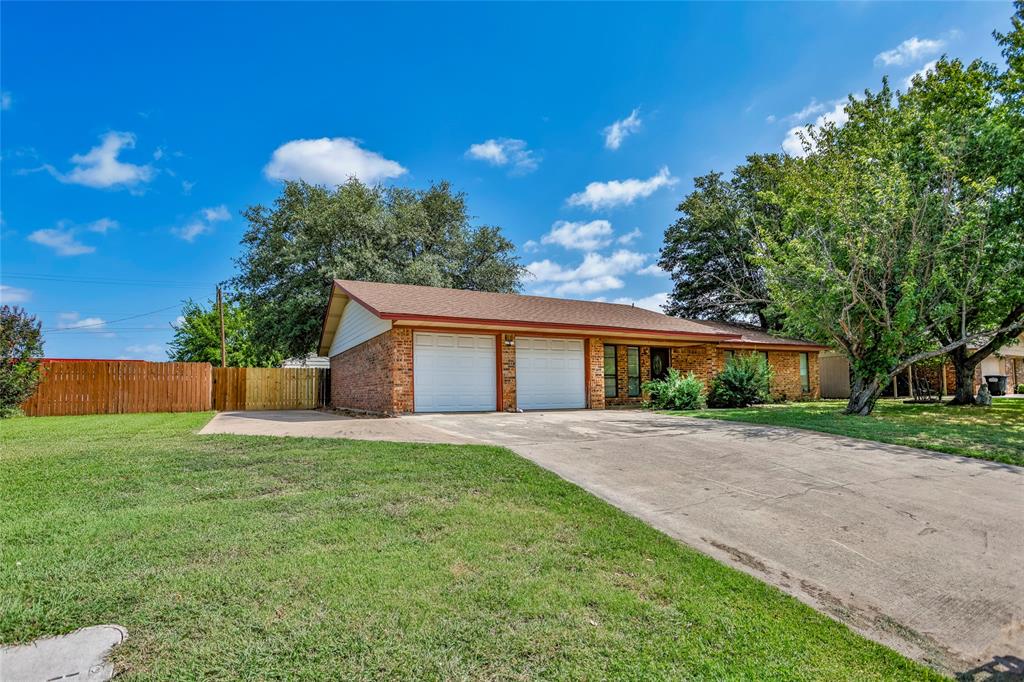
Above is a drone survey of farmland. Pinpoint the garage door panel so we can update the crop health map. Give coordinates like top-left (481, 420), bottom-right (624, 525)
top-left (516, 337), bottom-right (586, 410)
top-left (414, 333), bottom-right (496, 412)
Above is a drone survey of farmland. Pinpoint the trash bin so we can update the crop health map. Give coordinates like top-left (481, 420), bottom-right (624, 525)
top-left (984, 375), bottom-right (1008, 397)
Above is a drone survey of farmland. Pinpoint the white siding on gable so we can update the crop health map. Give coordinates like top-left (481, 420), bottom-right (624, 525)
top-left (329, 300), bottom-right (392, 356)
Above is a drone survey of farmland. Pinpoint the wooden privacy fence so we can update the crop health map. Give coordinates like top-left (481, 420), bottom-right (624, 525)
top-left (212, 367), bottom-right (328, 411)
top-left (21, 360), bottom-right (212, 417)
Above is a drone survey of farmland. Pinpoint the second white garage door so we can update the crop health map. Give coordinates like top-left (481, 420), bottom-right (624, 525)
top-left (414, 332), bottom-right (496, 412)
top-left (516, 337), bottom-right (586, 410)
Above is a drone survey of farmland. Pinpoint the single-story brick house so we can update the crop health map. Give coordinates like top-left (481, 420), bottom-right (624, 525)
top-left (318, 280), bottom-right (826, 414)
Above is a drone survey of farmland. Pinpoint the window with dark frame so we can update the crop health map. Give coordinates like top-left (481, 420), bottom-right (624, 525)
top-left (800, 352), bottom-right (810, 392)
top-left (603, 345), bottom-right (617, 398)
top-left (627, 347), bottom-right (640, 397)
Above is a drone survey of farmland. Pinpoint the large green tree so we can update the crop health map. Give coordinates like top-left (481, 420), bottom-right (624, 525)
top-left (910, 55), bottom-right (1024, 404)
top-left (659, 154), bottom-right (787, 330)
top-left (0, 306), bottom-right (44, 417)
top-left (762, 60), bottom-right (1021, 415)
top-left (231, 179), bottom-right (526, 359)
top-left (168, 299), bottom-right (282, 367)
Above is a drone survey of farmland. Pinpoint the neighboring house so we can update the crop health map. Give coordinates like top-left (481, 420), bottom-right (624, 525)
top-left (817, 332), bottom-right (1024, 399)
top-left (317, 280), bottom-right (825, 414)
top-left (977, 333), bottom-right (1024, 391)
top-left (280, 354), bottom-right (331, 369)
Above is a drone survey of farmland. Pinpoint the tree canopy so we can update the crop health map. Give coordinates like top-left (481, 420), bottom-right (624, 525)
top-left (1, 306), bottom-right (44, 417)
top-left (230, 179), bottom-right (526, 359)
top-left (659, 154), bottom-right (787, 331)
top-left (168, 299), bottom-right (282, 367)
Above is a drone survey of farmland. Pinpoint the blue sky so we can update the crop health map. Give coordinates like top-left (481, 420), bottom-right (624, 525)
top-left (0, 2), bottom-right (1013, 360)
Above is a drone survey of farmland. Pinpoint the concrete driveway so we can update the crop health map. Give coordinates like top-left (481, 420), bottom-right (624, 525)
top-left (202, 409), bottom-right (1024, 674)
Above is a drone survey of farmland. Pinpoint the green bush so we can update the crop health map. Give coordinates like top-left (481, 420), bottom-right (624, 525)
top-left (1017, 384), bottom-right (1024, 394)
top-left (708, 354), bottom-right (774, 408)
top-left (1, 305), bottom-right (44, 418)
top-left (643, 368), bottom-right (706, 410)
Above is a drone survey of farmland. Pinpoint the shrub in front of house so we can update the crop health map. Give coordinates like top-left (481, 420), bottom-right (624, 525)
top-left (643, 368), bottom-right (706, 410)
top-left (708, 354), bottom-right (774, 408)
top-left (1017, 384), bottom-right (1024, 394)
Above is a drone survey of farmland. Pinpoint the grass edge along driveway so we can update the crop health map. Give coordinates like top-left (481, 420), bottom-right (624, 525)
top-left (677, 398), bottom-right (1024, 468)
top-left (0, 412), bottom-right (939, 680)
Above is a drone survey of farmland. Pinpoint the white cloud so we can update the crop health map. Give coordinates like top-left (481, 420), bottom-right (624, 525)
top-left (202, 205), bottom-right (230, 222)
top-left (567, 166), bottom-right (677, 210)
top-left (786, 98), bottom-right (827, 123)
top-left (87, 217), bottom-right (118, 234)
top-left (264, 137), bottom-right (407, 185)
top-left (56, 312), bottom-right (112, 336)
top-left (541, 220), bottom-right (614, 251)
top-left (875, 36), bottom-right (944, 67)
top-left (782, 101), bottom-right (850, 157)
top-left (617, 228), bottom-right (641, 245)
top-left (637, 263), bottom-right (668, 277)
top-left (172, 204), bottom-right (231, 242)
top-left (0, 284), bottom-right (31, 304)
top-left (27, 225), bottom-right (95, 256)
top-left (46, 131), bottom-right (155, 190)
top-left (153, 147), bottom-right (165, 161)
top-left (181, 180), bottom-right (195, 195)
top-left (603, 108), bottom-right (642, 150)
top-left (904, 60), bottom-right (938, 89)
top-left (522, 239), bottom-right (539, 252)
top-left (465, 138), bottom-right (539, 174)
top-left (1, 91), bottom-right (11, 111)
top-left (527, 249), bottom-right (648, 297)
top-left (611, 292), bottom-right (669, 312)
top-left (124, 343), bottom-right (166, 360)
top-left (765, 114), bottom-right (777, 124)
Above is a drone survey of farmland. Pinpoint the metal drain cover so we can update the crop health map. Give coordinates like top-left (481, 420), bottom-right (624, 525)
top-left (0, 624), bottom-right (126, 681)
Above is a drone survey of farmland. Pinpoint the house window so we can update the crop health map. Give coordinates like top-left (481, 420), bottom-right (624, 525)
top-left (723, 349), bottom-right (735, 363)
top-left (627, 347), bottom-right (640, 397)
top-left (800, 352), bottom-right (810, 392)
top-left (604, 345), bottom-right (617, 398)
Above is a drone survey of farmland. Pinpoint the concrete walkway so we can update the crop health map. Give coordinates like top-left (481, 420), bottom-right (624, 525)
top-left (201, 409), bottom-right (1024, 674)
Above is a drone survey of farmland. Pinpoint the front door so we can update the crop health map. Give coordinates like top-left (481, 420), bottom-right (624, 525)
top-left (651, 348), bottom-right (670, 380)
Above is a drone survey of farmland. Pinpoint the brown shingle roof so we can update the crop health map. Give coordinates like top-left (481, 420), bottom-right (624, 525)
top-left (333, 280), bottom-right (735, 339)
top-left (689, 320), bottom-right (825, 349)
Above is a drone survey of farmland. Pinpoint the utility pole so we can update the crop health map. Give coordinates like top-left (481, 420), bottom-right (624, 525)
top-left (217, 286), bottom-right (227, 368)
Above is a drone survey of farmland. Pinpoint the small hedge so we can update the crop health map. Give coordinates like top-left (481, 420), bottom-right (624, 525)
top-left (643, 368), bottom-right (706, 410)
top-left (1017, 384), bottom-right (1024, 394)
top-left (708, 354), bottom-right (774, 408)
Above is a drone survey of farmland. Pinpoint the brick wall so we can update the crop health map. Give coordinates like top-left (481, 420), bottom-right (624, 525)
top-left (586, 337), bottom-right (605, 409)
top-left (766, 350), bottom-right (818, 401)
top-left (671, 344), bottom-right (719, 385)
top-left (606, 344), bottom-right (652, 406)
top-left (500, 334), bottom-right (517, 411)
top-left (329, 327), bottom-right (413, 415)
top-left (667, 344), bottom-right (818, 401)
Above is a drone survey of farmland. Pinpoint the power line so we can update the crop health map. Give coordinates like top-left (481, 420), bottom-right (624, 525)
top-left (2, 273), bottom-right (220, 289)
top-left (43, 304), bottom-right (182, 333)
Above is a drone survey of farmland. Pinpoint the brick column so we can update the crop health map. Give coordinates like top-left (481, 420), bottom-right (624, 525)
top-left (390, 327), bottom-right (414, 413)
top-left (501, 334), bottom-right (517, 411)
top-left (587, 337), bottom-right (605, 409)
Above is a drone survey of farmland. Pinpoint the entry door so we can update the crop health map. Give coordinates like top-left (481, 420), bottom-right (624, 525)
top-left (413, 332), bottom-right (496, 412)
top-left (515, 337), bottom-right (586, 410)
top-left (651, 348), bottom-right (671, 380)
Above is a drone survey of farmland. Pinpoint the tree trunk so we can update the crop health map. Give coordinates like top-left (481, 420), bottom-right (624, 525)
top-left (947, 345), bottom-right (979, 405)
top-left (845, 375), bottom-right (882, 416)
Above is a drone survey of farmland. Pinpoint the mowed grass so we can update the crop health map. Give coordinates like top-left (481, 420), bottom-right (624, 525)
top-left (681, 398), bottom-right (1024, 467)
top-left (1, 413), bottom-right (938, 680)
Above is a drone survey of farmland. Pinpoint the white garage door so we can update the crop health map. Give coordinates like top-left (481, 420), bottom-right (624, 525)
top-left (516, 337), bottom-right (586, 410)
top-left (414, 332), bottom-right (496, 412)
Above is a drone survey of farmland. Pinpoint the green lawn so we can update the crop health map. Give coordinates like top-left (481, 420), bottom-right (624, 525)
top-left (1, 413), bottom-right (938, 680)
top-left (680, 398), bottom-right (1024, 467)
